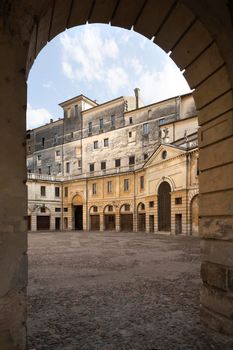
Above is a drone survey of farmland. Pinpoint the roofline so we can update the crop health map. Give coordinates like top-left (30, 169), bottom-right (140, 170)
top-left (124, 92), bottom-right (193, 115)
top-left (59, 94), bottom-right (98, 108)
top-left (171, 131), bottom-right (198, 144)
top-left (27, 118), bottom-right (63, 132)
top-left (143, 142), bottom-right (186, 167)
top-left (82, 96), bottom-right (125, 114)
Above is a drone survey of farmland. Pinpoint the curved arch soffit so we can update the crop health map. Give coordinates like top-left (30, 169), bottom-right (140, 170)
top-left (35, 205), bottom-right (51, 214)
top-left (25, 0), bottom-right (231, 121)
top-left (137, 202), bottom-right (145, 211)
top-left (72, 194), bottom-right (83, 205)
top-left (89, 205), bottom-right (98, 213)
top-left (156, 177), bottom-right (175, 194)
top-left (103, 204), bottom-right (115, 213)
top-left (120, 203), bottom-right (131, 212)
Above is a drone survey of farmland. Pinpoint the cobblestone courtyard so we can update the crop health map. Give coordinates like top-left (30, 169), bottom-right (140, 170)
top-left (28, 231), bottom-right (233, 350)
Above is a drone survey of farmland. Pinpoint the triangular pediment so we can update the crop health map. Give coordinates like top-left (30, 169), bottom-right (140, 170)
top-left (144, 143), bottom-right (186, 168)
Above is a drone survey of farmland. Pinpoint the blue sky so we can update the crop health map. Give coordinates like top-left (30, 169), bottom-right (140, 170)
top-left (27, 24), bottom-right (190, 129)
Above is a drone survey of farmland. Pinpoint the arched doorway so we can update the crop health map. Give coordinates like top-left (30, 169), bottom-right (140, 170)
top-left (157, 182), bottom-right (171, 232)
top-left (72, 194), bottom-right (83, 230)
top-left (89, 206), bottom-right (100, 231)
top-left (104, 205), bottom-right (116, 231)
top-left (120, 204), bottom-right (133, 232)
top-left (190, 195), bottom-right (199, 236)
top-left (137, 202), bottom-right (146, 232)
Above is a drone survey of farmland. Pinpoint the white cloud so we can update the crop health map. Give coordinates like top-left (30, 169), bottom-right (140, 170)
top-left (136, 57), bottom-right (190, 104)
top-left (105, 67), bottom-right (129, 94)
top-left (27, 104), bottom-right (52, 129)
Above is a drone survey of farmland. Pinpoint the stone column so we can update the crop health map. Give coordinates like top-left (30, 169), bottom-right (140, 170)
top-left (31, 213), bottom-right (37, 231)
top-left (115, 211), bottom-right (120, 232)
top-left (99, 213), bottom-right (104, 232)
top-left (0, 33), bottom-right (27, 349)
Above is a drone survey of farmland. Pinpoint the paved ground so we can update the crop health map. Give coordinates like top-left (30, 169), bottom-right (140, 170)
top-left (28, 231), bottom-right (233, 350)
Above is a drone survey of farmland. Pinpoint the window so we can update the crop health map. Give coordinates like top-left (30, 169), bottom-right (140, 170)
top-left (28, 168), bottom-right (31, 173)
top-left (124, 179), bottom-right (129, 191)
top-left (140, 176), bottom-right (144, 190)
top-left (28, 146), bottom-right (31, 152)
top-left (64, 207), bottom-right (68, 212)
top-left (47, 165), bottom-right (51, 175)
top-left (57, 163), bottom-right (61, 173)
top-left (144, 153), bottom-right (148, 160)
top-left (90, 163), bottom-right (94, 172)
top-left (37, 155), bottom-right (41, 161)
top-left (78, 159), bottom-right (82, 168)
top-left (101, 161), bottom-right (106, 170)
top-left (115, 159), bottom-right (121, 167)
top-left (55, 187), bottom-right (60, 197)
top-left (111, 114), bottom-right (115, 126)
top-left (162, 150), bottom-right (167, 159)
top-left (104, 138), bottom-right (109, 147)
top-left (158, 118), bottom-right (165, 125)
top-left (125, 204), bottom-right (130, 211)
top-left (141, 203), bottom-right (145, 210)
top-left (55, 207), bottom-right (61, 212)
top-left (41, 207), bottom-right (46, 213)
top-left (92, 183), bottom-right (97, 195)
top-left (42, 137), bottom-right (45, 147)
top-left (64, 187), bottom-right (68, 197)
top-left (66, 162), bottom-right (70, 173)
top-left (129, 155), bottom-right (135, 165)
top-left (129, 117), bottom-right (133, 124)
top-left (197, 157), bottom-right (200, 176)
top-left (129, 131), bottom-right (132, 138)
top-left (99, 118), bottom-right (103, 129)
top-left (93, 206), bottom-right (98, 212)
top-left (54, 134), bottom-right (58, 143)
top-left (107, 181), bottom-right (112, 193)
top-left (55, 150), bottom-right (60, 157)
top-left (108, 205), bottom-right (113, 212)
top-left (149, 201), bottom-right (154, 208)
top-left (175, 197), bottom-right (182, 205)
top-left (88, 122), bottom-right (92, 133)
top-left (38, 168), bottom-right (41, 174)
top-left (94, 141), bottom-right (98, 149)
top-left (143, 123), bottom-right (149, 135)
top-left (70, 131), bottom-right (74, 138)
top-left (40, 186), bottom-right (46, 197)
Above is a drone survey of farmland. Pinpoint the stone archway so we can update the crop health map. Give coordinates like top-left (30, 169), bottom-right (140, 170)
top-left (0, 1), bottom-right (233, 347)
top-left (157, 181), bottom-right (171, 232)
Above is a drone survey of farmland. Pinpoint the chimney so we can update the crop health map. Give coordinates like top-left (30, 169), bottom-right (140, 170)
top-left (50, 118), bottom-right (53, 123)
top-left (134, 88), bottom-right (140, 109)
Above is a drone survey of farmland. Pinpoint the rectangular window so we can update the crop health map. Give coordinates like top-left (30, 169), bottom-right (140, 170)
top-left (104, 138), bottom-right (109, 147)
top-left (129, 131), bottom-right (132, 138)
top-left (100, 118), bottom-right (103, 129)
top-left (47, 165), bottom-right (51, 175)
top-left (57, 163), bottom-right (61, 173)
top-left (92, 183), bottom-right (97, 195)
top-left (129, 117), bottom-right (133, 124)
top-left (42, 137), bottom-right (45, 147)
top-left (37, 155), bottom-right (41, 161)
top-left (78, 159), bottom-right (82, 168)
top-left (124, 179), bottom-right (129, 191)
top-left (108, 205), bottom-right (113, 212)
top-left (54, 134), bottom-right (58, 143)
top-left (55, 150), bottom-right (60, 157)
top-left (64, 187), bottom-right (68, 197)
top-left (111, 115), bottom-right (115, 126)
top-left (66, 162), bottom-right (70, 173)
top-left (88, 122), bottom-right (92, 133)
top-left (175, 197), bottom-right (182, 205)
top-left (101, 161), bottom-right (106, 170)
top-left (40, 186), bottom-right (46, 197)
top-left (158, 118), bottom-right (165, 126)
top-left (90, 163), bottom-right (94, 172)
top-left (94, 140), bottom-right (98, 149)
top-left (143, 123), bottom-right (149, 135)
top-left (144, 153), bottom-right (148, 160)
top-left (38, 168), bottom-right (41, 174)
top-left (140, 176), bottom-right (144, 190)
top-left (93, 206), bottom-right (98, 212)
top-left (64, 207), bottom-right (68, 212)
top-left (149, 201), bottom-right (154, 208)
top-left (55, 187), bottom-right (60, 197)
top-left (41, 207), bottom-right (46, 213)
top-left (55, 207), bottom-right (61, 212)
top-left (115, 159), bottom-right (121, 167)
top-left (129, 155), bottom-right (135, 165)
top-left (70, 131), bottom-right (74, 138)
top-left (107, 181), bottom-right (112, 193)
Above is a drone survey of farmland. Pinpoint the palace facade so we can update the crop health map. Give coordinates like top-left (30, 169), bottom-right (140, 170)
top-left (27, 89), bottom-right (199, 235)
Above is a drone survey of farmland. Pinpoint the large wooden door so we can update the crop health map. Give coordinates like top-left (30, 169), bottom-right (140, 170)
top-left (120, 214), bottom-right (133, 232)
top-left (138, 213), bottom-right (146, 232)
top-left (104, 215), bottom-right (115, 231)
top-left (158, 182), bottom-right (171, 231)
top-left (90, 215), bottom-right (100, 231)
top-left (37, 216), bottom-right (50, 231)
